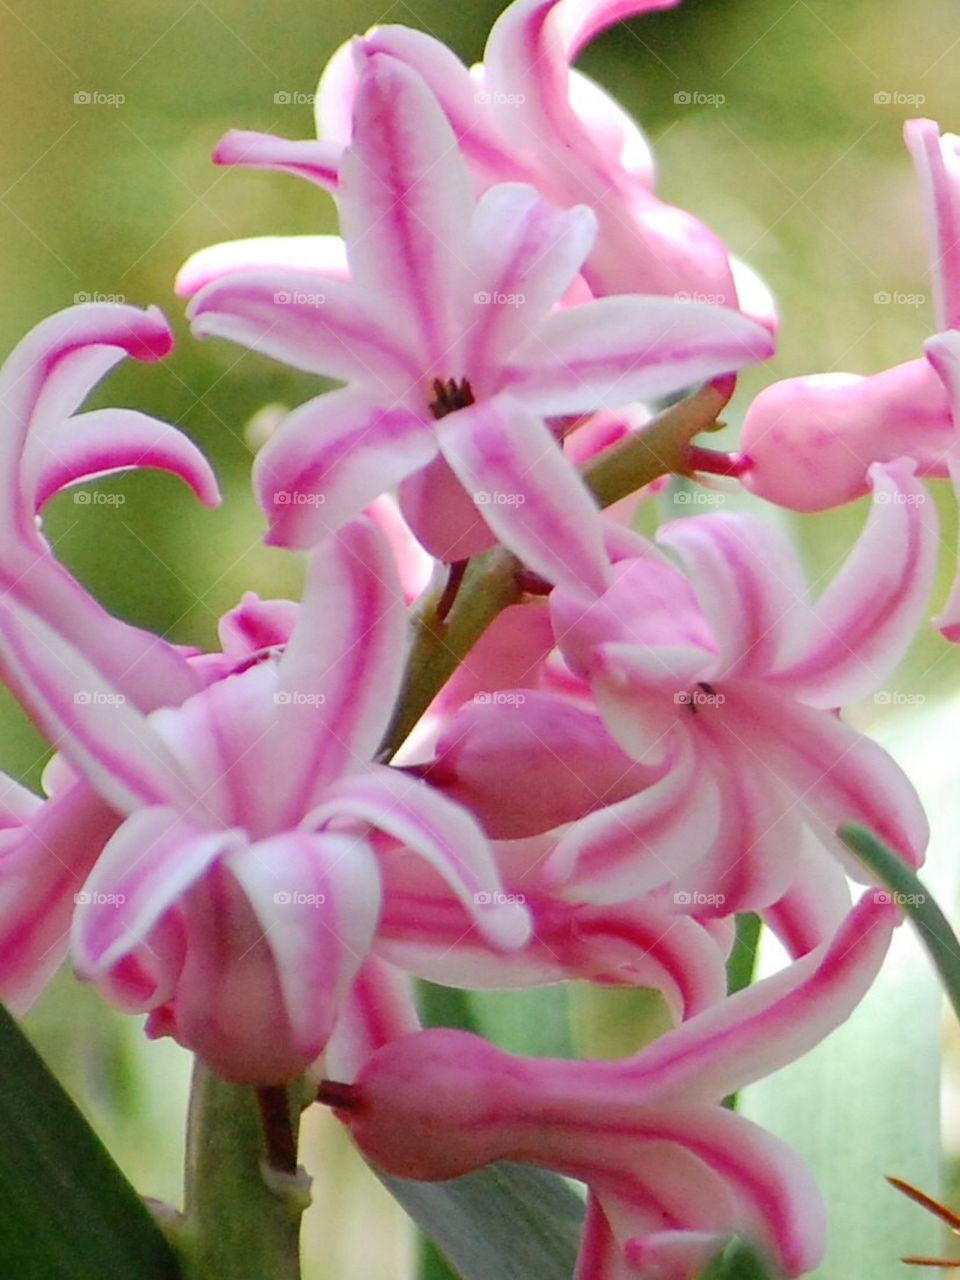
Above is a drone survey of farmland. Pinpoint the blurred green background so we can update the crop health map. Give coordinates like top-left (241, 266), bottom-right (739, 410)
top-left (2, 0), bottom-right (959, 1274)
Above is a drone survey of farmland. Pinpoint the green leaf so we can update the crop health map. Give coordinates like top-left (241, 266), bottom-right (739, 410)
top-left (383, 1161), bottom-right (583, 1280)
top-left (839, 822), bottom-right (960, 1023)
top-left (0, 1002), bottom-right (180, 1280)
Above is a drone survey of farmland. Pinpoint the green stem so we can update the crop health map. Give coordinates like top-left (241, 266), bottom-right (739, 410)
top-left (377, 384), bottom-right (728, 762)
top-left (181, 1061), bottom-right (310, 1280)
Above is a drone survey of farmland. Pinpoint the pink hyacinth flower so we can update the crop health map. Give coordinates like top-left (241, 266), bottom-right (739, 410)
top-left (739, 118), bottom-right (960, 512)
top-left (325, 891), bottom-right (897, 1278)
top-left (184, 55), bottom-right (772, 591)
top-left (0, 518), bottom-right (528, 1084)
top-left (545, 459), bottom-right (934, 912)
top-left (213, 1), bottom-right (767, 324)
top-left (0, 303), bottom-right (219, 711)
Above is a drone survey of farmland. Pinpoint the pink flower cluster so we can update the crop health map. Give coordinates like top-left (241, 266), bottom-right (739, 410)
top-left (0, 0), bottom-right (953, 1275)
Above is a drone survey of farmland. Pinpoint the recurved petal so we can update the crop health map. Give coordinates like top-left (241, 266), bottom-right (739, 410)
top-left (437, 394), bottom-right (610, 594)
top-left (307, 765), bottom-right (530, 950)
top-left (254, 386), bottom-right (436, 549)
top-left (212, 129), bottom-right (341, 190)
top-left (904, 118), bottom-right (960, 331)
top-left (776, 458), bottom-right (938, 707)
top-left (71, 806), bottom-right (236, 978)
top-left (0, 603), bottom-right (194, 816)
top-left (501, 297), bottom-right (773, 414)
top-left (31, 408), bottom-right (220, 510)
top-left (657, 513), bottom-right (810, 680)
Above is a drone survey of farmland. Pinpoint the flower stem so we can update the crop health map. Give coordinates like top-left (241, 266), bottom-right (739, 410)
top-left (377, 383), bottom-right (730, 762)
top-left (181, 1061), bottom-right (311, 1280)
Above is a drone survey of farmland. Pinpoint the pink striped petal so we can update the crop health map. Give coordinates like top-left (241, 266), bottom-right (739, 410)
top-left (463, 184), bottom-right (596, 377)
top-left (722, 687), bottom-right (929, 869)
top-left (213, 129), bottom-right (340, 191)
top-left (437, 395), bottom-right (610, 594)
top-left (268, 518), bottom-right (407, 821)
top-left (924, 331), bottom-right (960, 639)
top-left (776, 459), bottom-right (938, 706)
top-left (188, 270), bottom-right (420, 392)
top-left (217, 593), bottom-right (298, 660)
top-left (545, 740), bottom-right (720, 901)
top-left (0, 604), bottom-right (193, 815)
top-left (398, 454), bottom-right (496, 562)
top-left (253, 387), bottom-right (435, 549)
top-left (657, 513), bottom-right (810, 680)
top-left (71, 806), bottom-right (237, 978)
top-left (32, 408), bottom-right (219, 509)
top-left (904, 118), bottom-right (960, 331)
top-left (176, 235), bottom-right (348, 298)
top-left (761, 832), bottom-right (853, 959)
top-left (0, 782), bottom-right (119, 1010)
top-left (338, 55), bottom-right (473, 369)
top-left (364, 496), bottom-right (434, 604)
top-left (619, 891), bottom-right (895, 1106)
top-left (501, 297), bottom-right (773, 414)
top-left (227, 831), bottom-right (382, 1065)
top-left (626, 1230), bottom-right (727, 1280)
top-left (307, 766), bottom-right (530, 950)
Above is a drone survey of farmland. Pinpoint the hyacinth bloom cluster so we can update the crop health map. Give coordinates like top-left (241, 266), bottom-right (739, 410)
top-left (0, 0), bottom-right (958, 1277)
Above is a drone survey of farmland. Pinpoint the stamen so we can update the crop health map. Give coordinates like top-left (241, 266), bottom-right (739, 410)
top-left (428, 376), bottom-right (475, 420)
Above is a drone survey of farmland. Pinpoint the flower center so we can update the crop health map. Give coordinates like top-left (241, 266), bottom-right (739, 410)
top-left (429, 376), bottom-right (475, 420)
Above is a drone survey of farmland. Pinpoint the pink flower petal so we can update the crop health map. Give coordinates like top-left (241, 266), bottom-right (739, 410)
top-left (267, 518), bottom-right (407, 822)
top-left (176, 234), bottom-right (348, 298)
top-left (904, 118), bottom-right (960, 331)
top-left (213, 128), bottom-right (341, 191)
top-left (338, 55), bottom-right (474, 370)
top-left (437, 395), bottom-right (610, 594)
top-left (227, 831), bottom-right (382, 1065)
top-left (188, 270), bottom-right (420, 392)
top-left (32, 408), bottom-right (220, 510)
top-left (254, 386), bottom-right (435, 549)
top-left (308, 766), bottom-right (530, 950)
top-left (501, 297), bottom-right (773, 414)
top-left (776, 458), bottom-right (938, 706)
